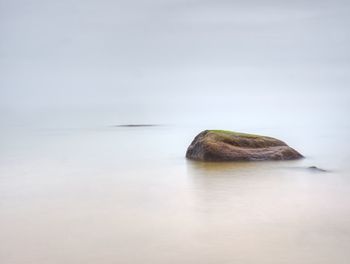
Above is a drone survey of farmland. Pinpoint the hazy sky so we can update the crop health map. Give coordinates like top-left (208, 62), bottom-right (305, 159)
top-left (1, 0), bottom-right (350, 110)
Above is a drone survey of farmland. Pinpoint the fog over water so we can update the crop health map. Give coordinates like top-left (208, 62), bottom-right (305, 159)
top-left (1, 0), bottom-right (350, 112)
top-left (1, 0), bottom-right (350, 263)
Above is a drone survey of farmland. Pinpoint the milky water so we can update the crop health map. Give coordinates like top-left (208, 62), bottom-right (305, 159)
top-left (1, 0), bottom-right (350, 262)
top-left (1, 104), bottom-right (350, 264)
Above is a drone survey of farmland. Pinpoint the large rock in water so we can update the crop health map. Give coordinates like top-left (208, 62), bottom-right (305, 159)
top-left (186, 130), bottom-right (303, 161)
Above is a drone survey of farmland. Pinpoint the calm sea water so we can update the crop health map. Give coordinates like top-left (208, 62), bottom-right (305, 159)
top-left (1, 104), bottom-right (350, 264)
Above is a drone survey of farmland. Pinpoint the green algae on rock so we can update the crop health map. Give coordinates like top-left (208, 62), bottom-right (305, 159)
top-left (186, 130), bottom-right (303, 161)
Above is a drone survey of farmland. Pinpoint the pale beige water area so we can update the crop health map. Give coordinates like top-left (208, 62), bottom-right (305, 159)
top-left (1, 112), bottom-right (350, 264)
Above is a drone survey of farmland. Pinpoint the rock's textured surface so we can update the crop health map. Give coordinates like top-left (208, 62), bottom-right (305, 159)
top-left (186, 130), bottom-right (303, 161)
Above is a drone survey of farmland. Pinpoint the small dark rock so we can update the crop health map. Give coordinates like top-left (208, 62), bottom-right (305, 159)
top-left (114, 124), bottom-right (159, 127)
top-left (308, 166), bottom-right (327, 172)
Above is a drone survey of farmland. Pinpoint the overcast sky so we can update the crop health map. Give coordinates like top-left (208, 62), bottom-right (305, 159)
top-left (1, 0), bottom-right (350, 111)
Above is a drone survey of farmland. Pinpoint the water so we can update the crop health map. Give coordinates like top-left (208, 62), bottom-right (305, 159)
top-left (2, 0), bottom-right (350, 261)
top-left (1, 105), bottom-right (350, 264)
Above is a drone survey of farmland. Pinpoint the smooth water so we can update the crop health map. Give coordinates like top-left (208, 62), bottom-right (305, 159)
top-left (2, 0), bottom-right (350, 262)
top-left (1, 105), bottom-right (350, 264)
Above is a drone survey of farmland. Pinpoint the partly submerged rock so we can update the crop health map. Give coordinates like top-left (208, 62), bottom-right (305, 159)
top-left (186, 130), bottom-right (303, 161)
top-left (308, 166), bottom-right (328, 172)
top-left (114, 124), bottom-right (159, 127)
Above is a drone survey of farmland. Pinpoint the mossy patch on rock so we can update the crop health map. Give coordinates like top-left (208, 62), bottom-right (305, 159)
top-left (186, 130), bottom-right (303, 161)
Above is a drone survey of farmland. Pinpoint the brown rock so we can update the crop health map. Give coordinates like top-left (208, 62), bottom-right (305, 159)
top-left (186, 130), bottom-right (303, 161)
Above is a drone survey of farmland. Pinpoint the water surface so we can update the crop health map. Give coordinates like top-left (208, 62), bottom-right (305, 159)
top-left (1, 109), bottom-right (349, 264)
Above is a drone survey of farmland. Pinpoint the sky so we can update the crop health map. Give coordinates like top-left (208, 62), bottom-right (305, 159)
top-left (1, 0), bottom-right (350, 114)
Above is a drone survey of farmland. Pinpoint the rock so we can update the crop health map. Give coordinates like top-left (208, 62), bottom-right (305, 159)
top-left (186, 130), bottom-right (303, 161)
top-left (114, 124), bottom-right (159, 127)
top-left (308, 166), bottom-right (327, 172)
